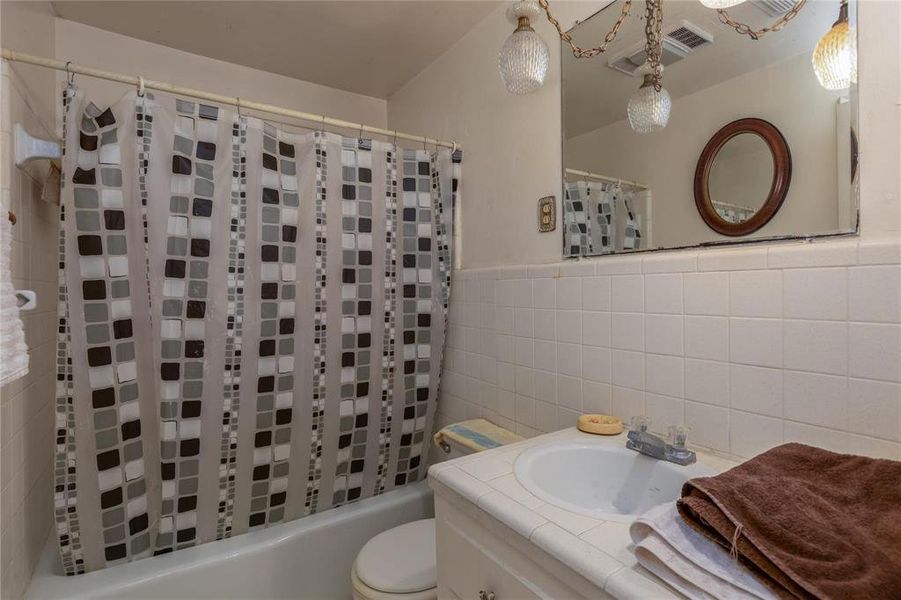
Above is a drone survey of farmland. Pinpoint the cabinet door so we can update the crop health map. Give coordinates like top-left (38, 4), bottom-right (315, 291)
top-left (438, 516), bottom-right (542, 600)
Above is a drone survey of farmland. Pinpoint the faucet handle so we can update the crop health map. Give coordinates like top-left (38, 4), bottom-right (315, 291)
top-left (630, 416), bottom-right (651, 433)
top-left (668, 425), bottom-right (691, 449)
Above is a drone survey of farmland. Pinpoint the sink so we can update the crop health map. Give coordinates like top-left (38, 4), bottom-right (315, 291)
top-left (513, 440), bottom-right (715, 521)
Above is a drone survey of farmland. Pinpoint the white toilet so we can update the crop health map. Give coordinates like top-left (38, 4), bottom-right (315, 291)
top-left (351, 420), bottom-right (521, 600)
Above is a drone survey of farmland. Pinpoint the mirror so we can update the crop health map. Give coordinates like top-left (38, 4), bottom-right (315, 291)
top-left (694, 118), bottom-right (791, 236)
top-left (562, 0), bottom-right (858, 258)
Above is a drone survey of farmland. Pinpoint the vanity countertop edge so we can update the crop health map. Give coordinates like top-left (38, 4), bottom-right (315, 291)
top-left (427, 427), bottom-right (739, 600)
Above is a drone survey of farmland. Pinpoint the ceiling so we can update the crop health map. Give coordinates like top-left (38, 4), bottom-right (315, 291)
top-left (51, 1), bottom-right (500, 99)
top-left (564, 0), bottom-right (841, 137)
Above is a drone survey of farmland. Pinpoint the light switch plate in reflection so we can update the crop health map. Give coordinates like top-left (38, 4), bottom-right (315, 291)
top-left (538, 196), bottom-right (556, 232)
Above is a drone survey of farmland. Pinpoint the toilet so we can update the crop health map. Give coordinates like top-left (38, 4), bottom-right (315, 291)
top-left (351, 419), bottom-right (521, 600)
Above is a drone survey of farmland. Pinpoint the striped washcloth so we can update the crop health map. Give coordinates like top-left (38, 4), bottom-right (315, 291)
top-left (434, 419), bottom-right (523, 453)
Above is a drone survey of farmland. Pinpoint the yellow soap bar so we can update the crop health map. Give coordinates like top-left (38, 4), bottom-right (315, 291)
top-left (577, 414), bottom-right (624, 435)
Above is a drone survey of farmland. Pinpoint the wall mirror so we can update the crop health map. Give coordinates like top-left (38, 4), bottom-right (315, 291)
top-left (562, 0), bottom-right (859, 258)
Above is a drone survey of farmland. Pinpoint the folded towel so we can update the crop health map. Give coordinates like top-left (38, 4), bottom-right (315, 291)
top-left (677, 443), bottom-right (901, 599)
top-left (433, 418), bottom-right (523, 453)
top-left (0, 208), bottom-right (29, 387)
top-left (631, 502), bottom-right (776, 600)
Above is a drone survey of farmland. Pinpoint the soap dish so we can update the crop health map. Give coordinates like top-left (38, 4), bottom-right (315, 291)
top-left (577, 414), bottom-right (624, 436)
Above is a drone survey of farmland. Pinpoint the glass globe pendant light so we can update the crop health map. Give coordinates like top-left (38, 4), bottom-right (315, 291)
top-left (627, 63), bottom-right (672, 134)
top-left (698, 0), bottom-right (747, 8)
top-left (812, 0), bottom-right (856, 90)
top-left (498, 1), bottom-right (549, 95)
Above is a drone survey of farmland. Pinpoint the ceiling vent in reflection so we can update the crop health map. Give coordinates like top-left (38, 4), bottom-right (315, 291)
top-left (608, 21), bottom-right (714, 77)
top-left (751, 0), bottom-right (795, 17)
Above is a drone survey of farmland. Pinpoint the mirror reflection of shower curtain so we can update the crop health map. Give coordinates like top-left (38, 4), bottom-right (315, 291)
top-left (564, 180), bottom-right (650, 257)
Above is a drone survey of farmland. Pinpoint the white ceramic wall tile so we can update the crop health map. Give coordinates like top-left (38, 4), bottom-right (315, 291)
top-left (684, 271), bottom-right (729, 316)
top-left (612, 312), bottom-right (644, 351)
top-left (849, 323), bottom-right (901, 383)
top-left (582, 311), bottom-right (611, 347)
top-left (612, 275), bottom-right (644, 312)
top-left (582, 276), bottom-right (611, 311)
top-left (556, 310), bottom-right (582, 343)
top-left (729, 411), bottom-right (784, 458)
top-left (440, 239), bottom-right (901, 462)
top-left (846, 378), bottom-right (900, 441)
top-left (783, 268), bottom-right (848, 320)
top-left (556, 277), bottom-right (582, 309)
top-left (729, 318), bottom-right (782, 368)
top-left (730, 270), bottom-right (783, 318)
top-left (783, 371), bottom-right (848, 429)
top-left (612, 350), bottom-right (645, 390)
top-left (645, 393), bottom-right (685, 433)
top-left (684, 316), bottom-right (729, 360)
top-left (685, 401), bottom-right (730, 452)
top-left (729, 364), bottom-right (782, 417)
top-left (583, 381), bottom-right (612, 414)
top-left (783, 320), bottom-right (848, 375)
top-left (645, 314), bottom-right (683, 356)
top-left (645, 274), bottom-right (683, 314)
top-left (582, 346), bottom-right (612, 384)
top-left (645, 354), bottom-right (684, 397)
top-left (684, 358), bottom-right (730, 407)
top-left (848, 266), bottom-right (901, 323)
top-left (533, 277), bottom-right (556, 309)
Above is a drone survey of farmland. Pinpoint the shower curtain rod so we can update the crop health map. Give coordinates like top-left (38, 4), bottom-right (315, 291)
top-left (565, 168), bottom-right (648, 191)
top-left (1, 49), bottom-right (461, 151)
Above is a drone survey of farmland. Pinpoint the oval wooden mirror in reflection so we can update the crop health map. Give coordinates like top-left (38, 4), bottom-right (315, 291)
top-left (694, 118), bottom-right (792, 237)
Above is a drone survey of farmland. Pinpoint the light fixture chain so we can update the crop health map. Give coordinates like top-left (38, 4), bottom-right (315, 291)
top-left (644, 0), bottom-right (664, 92)
top-left (716, 0), bottom-right (807, 40)
top-left (538, 0), bottom-right (632, 59)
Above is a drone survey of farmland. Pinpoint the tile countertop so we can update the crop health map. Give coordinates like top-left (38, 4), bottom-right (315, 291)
top-left (427, 427), bottom-right (739, 600)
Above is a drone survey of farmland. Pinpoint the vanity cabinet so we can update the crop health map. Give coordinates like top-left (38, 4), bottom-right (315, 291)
top-left (435, 494), bottom-right (610, 600)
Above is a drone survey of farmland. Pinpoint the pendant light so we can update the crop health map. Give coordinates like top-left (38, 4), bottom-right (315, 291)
top-left (498, 1), bottom-right (550, 95)
top-left (627, 63), bottom-right (671, 133)
top-left (812, 0), bottom-right (856, 90)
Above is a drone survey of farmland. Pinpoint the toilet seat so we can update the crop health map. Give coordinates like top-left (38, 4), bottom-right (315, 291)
top-left (351, 518), bottom-right (437, 600)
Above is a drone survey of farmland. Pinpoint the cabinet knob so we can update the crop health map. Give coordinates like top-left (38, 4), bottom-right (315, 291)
top-left (478, 591), bottom-right (496, 600)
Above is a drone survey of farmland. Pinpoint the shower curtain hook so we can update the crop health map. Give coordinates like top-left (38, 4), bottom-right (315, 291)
top-left (393, 130), bottom-right (398, 147)
top-left (358, 123), bottom-right (364, 141)
top-left (235, 97), bottom-right (242, 117)
top-left (65, 61), bottom-right (75, 85)
top-left (320, 115), bottom-right (326, 136)
top-left (137, 75), bottom-right (145, 98)
top-left (451, 141), bottom-right (457, 154)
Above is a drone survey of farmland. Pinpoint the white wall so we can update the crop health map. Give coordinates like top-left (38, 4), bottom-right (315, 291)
top-left (388, 0), bottom-right (901, 267)
top-left (0, 3), bottom-right (60, 598)
top-left (566, 53), bottom-right (843, 248)
top-left (54, 19), bottom-right (388, 130)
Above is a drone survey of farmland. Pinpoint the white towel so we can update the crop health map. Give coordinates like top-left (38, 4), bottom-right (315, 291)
top-left (0, 208), bottom-right (29, 387)
top-left (630, 503), bottom-right (777, 600)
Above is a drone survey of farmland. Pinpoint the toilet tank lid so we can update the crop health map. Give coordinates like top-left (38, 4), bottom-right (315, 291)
top-left (355, 518), bottom-right (436, 594)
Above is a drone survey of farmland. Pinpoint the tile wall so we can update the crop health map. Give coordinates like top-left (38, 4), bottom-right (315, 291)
top-left (440, 239), bottom-right (901, 462)
top-left (0, 3), bottom-right (61, 596)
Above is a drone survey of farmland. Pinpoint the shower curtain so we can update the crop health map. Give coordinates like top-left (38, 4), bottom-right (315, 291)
top-left (54, 85), bottom-right (460, 575)
top-left (563, 180), bottom-right (647, 257)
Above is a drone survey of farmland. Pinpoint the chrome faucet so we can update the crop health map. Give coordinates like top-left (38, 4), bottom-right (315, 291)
top-left (626, 417), bottom-right (696, 466)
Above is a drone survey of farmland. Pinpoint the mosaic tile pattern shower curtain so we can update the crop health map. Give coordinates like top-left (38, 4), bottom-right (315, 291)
top-left (54, 86), bottom-right (459, 574)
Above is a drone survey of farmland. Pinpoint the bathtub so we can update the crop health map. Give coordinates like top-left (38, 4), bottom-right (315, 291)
top-left (26, 481), bottom-right (434, 600)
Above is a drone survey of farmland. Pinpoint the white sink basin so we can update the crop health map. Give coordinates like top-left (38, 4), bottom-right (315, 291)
top-left (513, 441), bottom-right (715, 521)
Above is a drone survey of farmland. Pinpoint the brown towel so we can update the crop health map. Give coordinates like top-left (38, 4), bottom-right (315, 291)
top-left (677, 443), bottom-right (901, 600)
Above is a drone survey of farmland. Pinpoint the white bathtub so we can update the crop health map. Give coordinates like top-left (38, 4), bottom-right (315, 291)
top-left (26, 482), bottom-right (434, 600)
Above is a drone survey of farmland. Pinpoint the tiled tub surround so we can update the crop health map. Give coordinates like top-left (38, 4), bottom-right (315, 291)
top-left (428, 427), bottom-right (737, 598)
top-left (440, 238), bottom-right (901, 462)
